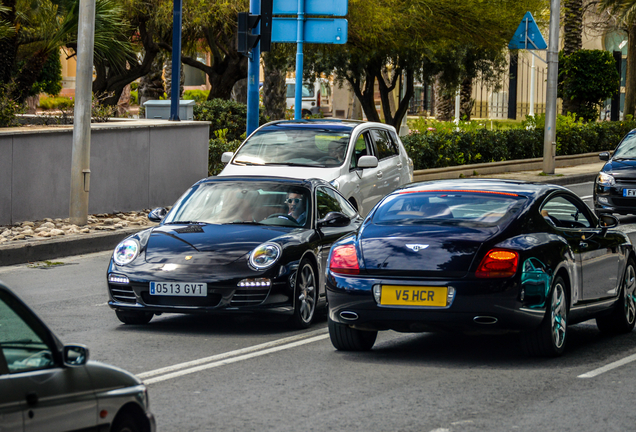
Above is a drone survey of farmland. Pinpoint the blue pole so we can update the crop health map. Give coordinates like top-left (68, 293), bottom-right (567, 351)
top-left (294, 0), bottom-right (304, 120)
top-left (169, 0), bottom-right (182, 121)
top-left (246, 0), bottom-right (261, 136)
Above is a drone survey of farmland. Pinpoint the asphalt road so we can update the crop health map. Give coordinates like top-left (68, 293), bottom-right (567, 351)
top-left (2, 181), bottom-right (636, 431)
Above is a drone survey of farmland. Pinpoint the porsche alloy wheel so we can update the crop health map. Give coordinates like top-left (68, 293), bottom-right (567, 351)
top-left (522, 276), bottom-right (568, 357)
top-left (597, 258), bottom-right (636, 334)
top-left (290, 260), bottom-right (317, 329)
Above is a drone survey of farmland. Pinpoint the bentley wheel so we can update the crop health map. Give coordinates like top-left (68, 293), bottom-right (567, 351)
top-left (522, 276), bottom-right (568, 357)
top-left (328, 317), bottom-right (377, 351)
top-left (289, 260), bottom-right (317, 329)
top-left (597, 258), bottom-right (636, 334)
top-left (115, 310), bottom-right (153, 325)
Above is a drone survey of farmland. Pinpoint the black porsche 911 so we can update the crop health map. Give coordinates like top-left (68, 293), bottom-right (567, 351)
top-left (326, 179), bottom-right (636, 356)
top-left (107, 176), bottom-right (362, 328)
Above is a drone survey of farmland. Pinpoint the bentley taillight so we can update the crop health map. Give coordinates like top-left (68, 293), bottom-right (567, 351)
top-left (329, 244), bottom-right (360, 275)
top-left (475, 249), bottom-right (518, 278)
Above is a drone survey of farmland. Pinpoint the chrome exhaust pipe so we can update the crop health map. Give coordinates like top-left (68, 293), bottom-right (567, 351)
top-left (340, 311), bottom-right (359, 321)
top-left (473, 316), bottom-right (498, 325)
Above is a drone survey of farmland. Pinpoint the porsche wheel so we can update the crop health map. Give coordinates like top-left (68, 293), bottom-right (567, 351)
top-left (597, 258), bottom-right (636, 334)
top-left (111, 413), bottom-right (142, 432)
top-left (115, 310), bottom-right (153, 325)
top-left (522, 276), bottom-right (568, 357)
top-left (328, 317), bottom-right (377, 351)
top-left (289, 260), bottom-right (317, 329)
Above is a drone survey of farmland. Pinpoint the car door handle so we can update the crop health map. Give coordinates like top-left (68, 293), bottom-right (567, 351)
top-left (396, 162), bottom-right (403, 168)
top-left (579, 242), bottom-right (588, 248)
top-left (376, 171), bottom-right (383, 178)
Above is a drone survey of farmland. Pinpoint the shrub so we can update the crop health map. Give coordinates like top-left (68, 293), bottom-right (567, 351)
top-left (130, 90), bottom-right (138, 105)
top-left (193, 98), bottom-right (268, 142)
top-left (0, 84), bottom-right (26, 127)
top-left (183, 90), bottom-right (210, 103)
top-left (209, 136), bottom-right (243, 176)
top-left (402, 118), bottom-right (636, 171)
top-left (39, 95), bottom-right (74, 110)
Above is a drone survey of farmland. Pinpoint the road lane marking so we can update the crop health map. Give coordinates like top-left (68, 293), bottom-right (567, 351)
top-left (578, 353), bottom-right (636, 378)
top-left (139, 328), bottom-right (328, 384)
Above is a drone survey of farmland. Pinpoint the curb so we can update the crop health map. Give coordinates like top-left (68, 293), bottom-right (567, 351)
top-left (0, 227), bottom-right (141, 267)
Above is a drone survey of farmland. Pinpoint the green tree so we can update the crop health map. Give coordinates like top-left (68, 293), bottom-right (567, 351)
top-left (558, 49), bottom-right (620, 121)
top-left (598, 0), bottom-right (636, 118)
top-left (303, 0), bottom-right (545, 127)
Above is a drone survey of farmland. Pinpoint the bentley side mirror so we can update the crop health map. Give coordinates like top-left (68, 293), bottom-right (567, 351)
top-left (63, 344), bottom-right (89, 366)
top-left (221, 152), bottom-right (234, 164)
top-left (599, 152), bottom-right (610, 161)
top-left (318, 212), bottom-right (351, 228)
top-left (148, 207), bottom-right (168, 222)
top-left (598, 213), bottom-right (619, 230)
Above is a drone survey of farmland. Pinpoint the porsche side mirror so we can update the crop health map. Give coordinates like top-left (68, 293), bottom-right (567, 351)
top-left (598, 213), bottom-right (619, 229)
top-left (599, 152), bottom-right (610, 161)
top-left (63, 344), bottom-right (89, 366)
top-left (318, 212), bottom-right (350, 228)
top-left (221, 152), bottom-right (234, 164)
top-left (148, 207), bottom-right (167, 222)
top-left (357, 155), bottom-right (378, 169)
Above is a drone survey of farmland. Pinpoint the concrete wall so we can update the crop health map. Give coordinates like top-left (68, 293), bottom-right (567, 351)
top-left (0, 120), bottom-right (209, 225)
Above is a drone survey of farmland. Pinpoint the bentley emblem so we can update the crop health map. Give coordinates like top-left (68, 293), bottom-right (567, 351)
top-left (185, 255), bottom-right (193, 260)
top-left (406, 244), bottom-right (429, 252)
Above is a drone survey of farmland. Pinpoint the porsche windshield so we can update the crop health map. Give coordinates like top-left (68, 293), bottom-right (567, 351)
top-left (164, 181), bottom-right (312, 227)
top-left (373, 191), bottom-right (527, 225)
top-left (233, 128), bottom-right (350, 167)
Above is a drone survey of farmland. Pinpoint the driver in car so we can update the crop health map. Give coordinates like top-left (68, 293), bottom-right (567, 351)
top-left (286, 191), bottom-right (307, 225)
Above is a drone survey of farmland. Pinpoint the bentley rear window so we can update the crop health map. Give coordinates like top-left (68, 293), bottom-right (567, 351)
top-left (373, 191), bottom-right (527, 225)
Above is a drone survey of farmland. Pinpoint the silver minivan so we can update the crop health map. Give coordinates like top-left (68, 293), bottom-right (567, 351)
top-left (219, 120), bottom-right (413, 216)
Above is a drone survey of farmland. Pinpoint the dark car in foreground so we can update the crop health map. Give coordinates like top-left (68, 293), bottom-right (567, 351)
top-left (107, 176), bottom-right (361, 328)
top-left (0, 281), bottom-right (155, 432)
top-left (595, 128), bottom-right (636, 215)
top-left (326, 179), bottom-right (636, 356)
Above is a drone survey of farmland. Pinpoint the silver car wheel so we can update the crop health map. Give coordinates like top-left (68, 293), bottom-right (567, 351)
top-left (551, 281), bottom-right (567, 349)
top-left (623, 263), bottom-right (636, 325)
top-left (297, 262), bottom-right (316, 323)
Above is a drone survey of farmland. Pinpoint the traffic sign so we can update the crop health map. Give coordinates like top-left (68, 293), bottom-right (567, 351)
top-left (509, 12), bottom-right (547, 50)
top-left (273, 0), bottom-right (348, 16)
top-left (272, 18), bottom-right (347, 44)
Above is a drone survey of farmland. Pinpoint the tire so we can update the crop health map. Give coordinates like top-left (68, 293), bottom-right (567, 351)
top-left (289, 260), bottom-right (318, 329)
top-left (115, 310), bottom-right (153, 325)
top-left (111, 413), bottom-right (142, 432)
top-left (328, 317), bottom-right (378, 351)
top-left (597, 258), bottom-right (636, 334)
top-left (521, 276), bottom-right (568, 357)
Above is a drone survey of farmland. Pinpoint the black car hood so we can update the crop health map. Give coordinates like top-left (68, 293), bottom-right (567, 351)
top-left (606, 159), bottom-right (636, 180)
top-left (144, 224), bottom-right (289, 264)
top-left (359, 223), bottom-right (499, 277)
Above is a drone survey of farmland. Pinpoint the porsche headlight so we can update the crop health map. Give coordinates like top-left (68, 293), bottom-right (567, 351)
top-left (113, 239), bottom-right (140, 266)
top-left (249, 243), bottom-right (281, 270)
top-left (597, 172), bottom-right (615, 187)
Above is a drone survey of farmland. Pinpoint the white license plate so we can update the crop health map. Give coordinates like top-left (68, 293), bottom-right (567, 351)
top-left (624, 189), bottom-right (636, 197)
top-left (149, 282), bottom-right (207, 296)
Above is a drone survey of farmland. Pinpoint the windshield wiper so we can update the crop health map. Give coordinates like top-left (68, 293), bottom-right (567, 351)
top-left (613, 157), bottom-right (636, 161)
top-left (262, 162), bottom-right (321, 167)
top-left (0, 339), bottom-right (43, 346)
top-left (234, 160), bottom-right (264, 166)
top-left (164, 221), bottom-right (205, 225)
top-left (227, 221), bottom-right (262, 225)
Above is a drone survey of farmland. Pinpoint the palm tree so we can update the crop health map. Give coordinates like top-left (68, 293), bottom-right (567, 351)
top-left (562, 0), bottom-right (584, 115)
top-left (598, 0), bottom-right (636, 118)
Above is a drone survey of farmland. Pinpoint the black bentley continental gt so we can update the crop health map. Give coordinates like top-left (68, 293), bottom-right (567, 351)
top-left (326, 179), bottom-right (636, 356)
top-left (107, 176), bottom-right (362, 328)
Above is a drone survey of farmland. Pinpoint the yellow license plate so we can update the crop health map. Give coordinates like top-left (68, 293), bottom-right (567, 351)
top-left (381, 285), bottom-right (448, 307)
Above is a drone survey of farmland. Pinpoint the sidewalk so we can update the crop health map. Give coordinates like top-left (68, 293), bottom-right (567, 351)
top-left (0, 161), bottom-right (604, 267)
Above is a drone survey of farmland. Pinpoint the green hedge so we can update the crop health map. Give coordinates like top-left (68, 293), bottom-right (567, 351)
top-left (402, 120), bottom-right (636, 171)
top-left (194, 99), bottom-right (268, 142)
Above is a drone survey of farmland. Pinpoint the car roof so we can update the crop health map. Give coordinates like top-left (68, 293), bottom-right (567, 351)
top-left (197, 175), bottom-right (332, 190)
top-left (395, 178), bottom-right (569, 199)
top-left (257, 119), bottom-right (368, 133)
